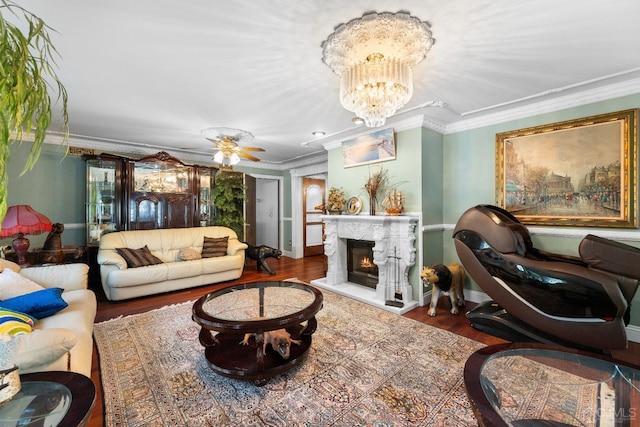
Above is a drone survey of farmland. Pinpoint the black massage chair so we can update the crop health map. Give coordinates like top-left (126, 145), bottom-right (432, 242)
top-left (453, 204), bottom-right (640, 351)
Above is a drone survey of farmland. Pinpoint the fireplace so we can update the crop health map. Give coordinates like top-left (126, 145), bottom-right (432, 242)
top-left (311, 214), bottom-right (419, 314)
top-left (347, 239), bottom-right (378, 289)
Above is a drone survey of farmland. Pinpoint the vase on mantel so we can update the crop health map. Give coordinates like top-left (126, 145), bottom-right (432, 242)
top-left (369, 195), bottom-right (377, 216)
top-left (328, 209), bottom-right (342, 215)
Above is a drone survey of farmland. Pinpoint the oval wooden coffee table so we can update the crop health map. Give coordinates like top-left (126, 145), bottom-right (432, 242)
top-left (192, 281), bottom-right (323, 383)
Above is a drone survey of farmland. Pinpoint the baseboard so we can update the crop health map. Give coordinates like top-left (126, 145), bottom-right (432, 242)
top-left (626, 324), bottom-right (640, 343)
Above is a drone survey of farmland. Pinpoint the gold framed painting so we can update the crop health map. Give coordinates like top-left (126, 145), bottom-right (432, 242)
top-left (495, 109), bottom-right (637, 228)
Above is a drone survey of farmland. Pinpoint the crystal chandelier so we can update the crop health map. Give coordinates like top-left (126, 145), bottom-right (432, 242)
top-left (322, 11), bottom-right (434, 127)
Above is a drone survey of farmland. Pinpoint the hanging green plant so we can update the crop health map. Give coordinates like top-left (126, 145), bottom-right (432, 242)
top-left (212, 171), bottom-right (246, 239)
top-left (0, 1), bottom-right (69, 223)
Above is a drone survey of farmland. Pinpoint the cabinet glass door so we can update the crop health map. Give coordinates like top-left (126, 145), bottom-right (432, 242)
top-left (86, 159), bottom-right (118, 245)
top-left (198, 168), bottom-right (215, 226)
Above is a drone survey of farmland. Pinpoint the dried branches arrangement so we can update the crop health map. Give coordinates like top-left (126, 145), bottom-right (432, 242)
top-left (364, 167), bottom-right (390, 215)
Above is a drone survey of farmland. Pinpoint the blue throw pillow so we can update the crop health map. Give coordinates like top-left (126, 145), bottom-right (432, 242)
top-left (0, 288), bottom-right (68, 319)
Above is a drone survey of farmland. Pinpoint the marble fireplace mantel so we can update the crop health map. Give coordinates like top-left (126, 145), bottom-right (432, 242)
top-left (310, 214), bottom-right (419, 314)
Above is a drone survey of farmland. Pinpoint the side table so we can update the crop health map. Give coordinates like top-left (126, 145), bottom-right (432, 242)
top-left (0, 371), bottom-right (95, 427)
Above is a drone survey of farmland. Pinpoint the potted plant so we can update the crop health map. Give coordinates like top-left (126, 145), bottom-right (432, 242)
top-left (0, 1), bottom-right (69, 223)
top-left (327, 187), bottom-right (346, 214)
top-left (212, 171), bottom-right (246, 239)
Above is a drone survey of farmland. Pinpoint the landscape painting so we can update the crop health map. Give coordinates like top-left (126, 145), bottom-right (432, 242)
top-left (343, 128), bottom-right (396, 167)
top-left (496, 109), bottom-right (637, 228)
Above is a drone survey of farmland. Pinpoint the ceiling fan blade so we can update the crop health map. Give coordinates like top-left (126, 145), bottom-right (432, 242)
top-left (239, 147), bottom-right (265, 152)
top-left (238, 152), bottom-right (261, 162)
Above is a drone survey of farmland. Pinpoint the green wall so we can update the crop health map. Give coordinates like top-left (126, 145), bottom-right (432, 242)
top-left (2, 142), bottom-right (85, 249)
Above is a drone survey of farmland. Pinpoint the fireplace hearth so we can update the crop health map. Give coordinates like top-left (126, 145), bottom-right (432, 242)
top-left (311, 214), bottom-right (419, 314)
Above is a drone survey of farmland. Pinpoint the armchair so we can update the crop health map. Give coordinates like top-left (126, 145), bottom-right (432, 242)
top-left (453, 204), bottom-right (640, 351)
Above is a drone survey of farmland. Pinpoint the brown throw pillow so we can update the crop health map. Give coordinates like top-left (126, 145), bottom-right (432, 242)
top-left (202, 236), bottom-right (228, 258)
top-left (116, 246), bottom-right (163, 268)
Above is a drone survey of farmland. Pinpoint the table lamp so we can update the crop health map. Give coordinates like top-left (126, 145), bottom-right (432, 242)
top-left (0, 205), bottom-right (52, 266)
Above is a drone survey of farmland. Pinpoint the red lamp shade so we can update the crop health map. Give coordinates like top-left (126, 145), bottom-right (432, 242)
top-left (0, 205), bottom-right (52, 266)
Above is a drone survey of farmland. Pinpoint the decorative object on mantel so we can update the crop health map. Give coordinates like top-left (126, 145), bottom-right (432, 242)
top-left (321, 11), bottom-right (434, 127)
top-left (327, 187), bottom-right (346, 214)
top-left (0, 205), bottom-right (52, 266)
top-left (346, 196), bottom-right (362, 215)
top-left (364, 166), bottom-right (390, 215)
top-left (201, 127), bottom-right (264, 170)
top-left (382, 188), bottom-right (405, 216)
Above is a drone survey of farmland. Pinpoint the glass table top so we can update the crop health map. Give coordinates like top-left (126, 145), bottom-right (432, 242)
top-left (199, 281), bottom-right (320, 322)
top-left (480, 348), bottom-right (640, 426)
top-left (0, 381), bottom-right (71, 426)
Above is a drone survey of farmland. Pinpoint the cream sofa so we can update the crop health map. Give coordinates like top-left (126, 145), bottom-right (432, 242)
top-left (97, 226), bottom-right (247, 301)
top-left (0, 259), bottom-right (96, 378)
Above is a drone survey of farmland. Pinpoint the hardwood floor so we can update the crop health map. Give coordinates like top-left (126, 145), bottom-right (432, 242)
top-left (87, 255), bottom-right (639, 426)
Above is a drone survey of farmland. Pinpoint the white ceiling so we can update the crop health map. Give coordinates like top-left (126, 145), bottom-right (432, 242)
top-left (16, 0), bottom-right (640, 168)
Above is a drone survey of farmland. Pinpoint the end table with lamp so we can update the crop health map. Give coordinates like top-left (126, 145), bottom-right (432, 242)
top-left (0, 205), bottom-right (52, 267)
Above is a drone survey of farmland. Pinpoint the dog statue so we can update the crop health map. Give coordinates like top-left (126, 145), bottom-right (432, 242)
top-left (39, 223), bottom-right (65, 264)
top-left (420, 262), bottom-right (466, 316)
top-left (240, 329), bottom-right (302, 360)
top-left (244, 243), bottom-right (282, 275)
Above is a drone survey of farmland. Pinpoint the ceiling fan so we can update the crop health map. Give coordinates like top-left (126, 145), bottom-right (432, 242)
top-left (202, 127), bottom-right (265, 165)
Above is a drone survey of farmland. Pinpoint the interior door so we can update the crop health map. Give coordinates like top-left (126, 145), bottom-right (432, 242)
top-left (256, 179), bottom-right (279, 248)
top-left (244, 174), bottom-right (256, 245)
top-left (303, 178), bottom-right (325, 256)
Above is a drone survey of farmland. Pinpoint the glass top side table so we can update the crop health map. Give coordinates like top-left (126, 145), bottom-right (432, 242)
top-left (0, 371), bottom-right (95, 427)
top-left (464, 343), bottom-right (639, 427)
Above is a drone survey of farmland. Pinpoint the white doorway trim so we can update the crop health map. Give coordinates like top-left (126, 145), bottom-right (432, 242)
top-left (247, 173), bottom-right (284, 252)
top-left (290, 163), bottom-right (328, 259)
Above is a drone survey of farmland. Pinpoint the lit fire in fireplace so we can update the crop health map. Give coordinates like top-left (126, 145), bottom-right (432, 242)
top-left (360, 257), bottom-right (373, 269)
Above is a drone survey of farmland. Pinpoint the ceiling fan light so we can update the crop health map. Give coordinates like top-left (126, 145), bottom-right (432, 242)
top-left (230, 153), bottom-right (241, 165)
top-left (213, 151), bottom-right (224, 163)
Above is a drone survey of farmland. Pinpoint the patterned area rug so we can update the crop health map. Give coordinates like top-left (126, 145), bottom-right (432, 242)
top-left (94, 281), bottom-right (485, 426)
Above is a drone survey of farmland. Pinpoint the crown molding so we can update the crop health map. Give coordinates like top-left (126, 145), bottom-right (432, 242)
top-left (31, 76), bottom-right (640, 169)
top-left (38, 132), bottom-right (327, 171)
top-left (445, 77), bottom-right (640, 134)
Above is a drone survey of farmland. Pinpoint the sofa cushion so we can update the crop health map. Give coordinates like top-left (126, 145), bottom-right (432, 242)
top-left (0, 308), bottom-right (36, 335)
top-left (0, 268), bottom-right (44, 299)
top-left (202, 236), bottom-right (228, 258)
top-left (178, 247), bottom-right (202, 261)
top-left (0, 288), bottom-right (68, 319)
top-left (14, 328), bottom-right (77, 371)
top-left (116, 245), bottom-right (163, 268)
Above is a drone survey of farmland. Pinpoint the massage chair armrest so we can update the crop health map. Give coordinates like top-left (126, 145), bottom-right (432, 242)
top-left (579, 234), bottom-right (640, 279)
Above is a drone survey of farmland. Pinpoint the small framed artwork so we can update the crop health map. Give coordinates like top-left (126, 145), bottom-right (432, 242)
top-left (496, 109), bottom-right (637, 228)
top-left (342, 128), bottom-right (396, 167)
top-left (346, 197), bottom-right (362, 215)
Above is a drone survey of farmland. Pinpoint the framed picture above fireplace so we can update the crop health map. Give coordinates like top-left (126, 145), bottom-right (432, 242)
top-left (342, 128), bottom-right (395, 167)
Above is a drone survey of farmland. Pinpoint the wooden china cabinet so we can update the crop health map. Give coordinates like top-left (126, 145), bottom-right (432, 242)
top-left (84, 152), bottom-right (216, 286)
top-left (84, 151), bottom-right (216, 245)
